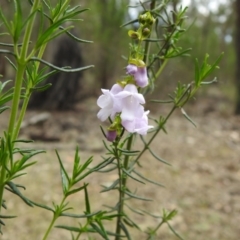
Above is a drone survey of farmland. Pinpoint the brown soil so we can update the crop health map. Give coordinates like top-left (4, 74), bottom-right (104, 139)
top-left (0, 97), bottom-right (240, 240)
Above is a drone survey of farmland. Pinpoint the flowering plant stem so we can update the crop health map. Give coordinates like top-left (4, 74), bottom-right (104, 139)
top-left (42, 196), bottom-right (67, 240)
top-left (0, 0), bottom-right (40, 216)
top-left (115, 134), bottom-right (133, 240)
top-left (0, 0), bottom-right (45, 218)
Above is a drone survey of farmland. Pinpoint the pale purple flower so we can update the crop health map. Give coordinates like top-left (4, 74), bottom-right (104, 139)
top-left (121, 106), bottom-right (153, 135)
top-left (97, 84), bottom-right (123, 121)
top-left (97, 83), bottom-right (153, 136)
top-left (126, 64), bottom-right (137, 75)
top-left (115, 84), bottom-right (145, 121)
top-left (126, 64), bottom-right (148, 88)
top-left (134, 66), bottom-right (148, 87)
top-left (106, 130), bottom-right (117, 142)
top-left (114, 84), bottom-right (153, 135)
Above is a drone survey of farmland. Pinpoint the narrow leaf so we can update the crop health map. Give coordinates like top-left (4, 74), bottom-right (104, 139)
top-left (56, 150), bottom-right (70, 194)
top-left (66, 185), bottom-right (86, 197)
top-left (181, 108), bottom-right (197, 127)
top-left (30, 57), bottom-right (94, 72)
top-left (100, 179), bottom-right (119, 193)
top-left (90, 222), bottom-right (109, 240)
top-left (96, 165), bottom-right (117, 173)
top-left (123, 216), bottom-right (141, 230)
top-left (151, 99), bottom-right (173, 103)
top-left (30, 83), bottom-right (52, 92)
top-left (84, 183), bottom-right (90, 214)
top-left (148, 148), bottom-right (171, 166)
top-left (121, 18), bottom-right (138, 27)
top-left (55, 225), bottom-right (81, 232)
top-left (60, 211), bottom-right (101, 218)
top-left (125, 204), bottom-right (144, 216)
top-left (122, 168), bottom-right (145, 185)
top-left (120, 221), bottom-right (132, 240)
top-left (124, 190), bottom-right (152, 201)
top-left (0, 215), bottom-right (17, 219)
top-left (6, 182), bottom-right (34, 207)
top-left (30, 200), bottom-right (54, 212)
top-left (132, 169), bottom-right (164, 187)
top-left (59, 26), bottom-right (93, 43)
top-left (167, 222), bottom-right (185, 240)
top-left (0, 106), bottom-right (9, 114)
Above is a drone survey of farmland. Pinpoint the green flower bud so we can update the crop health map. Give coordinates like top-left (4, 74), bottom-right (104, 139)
top-left (142, 27), bottom-right (151, 37)
top-left (128, 30), bottom-right (139, 39)
top-left (139, 12), bottom-right (155, 26)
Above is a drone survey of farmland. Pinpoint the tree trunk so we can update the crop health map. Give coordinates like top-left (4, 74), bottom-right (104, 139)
top-left (235, 0), bottom-right (240, 114)
top-left (29, 32), bottom-right (83, 110)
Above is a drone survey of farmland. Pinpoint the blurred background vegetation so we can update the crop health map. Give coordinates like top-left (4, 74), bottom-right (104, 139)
top-left (0, 0), bottom-right (237, 113)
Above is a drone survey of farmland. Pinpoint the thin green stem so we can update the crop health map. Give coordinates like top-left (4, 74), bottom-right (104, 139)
top-left (53, 0), bottom-right (70, 22)
top-left (20, 0), bottom-right (40, 61)
top-left (7, 64), bottom-right (25, 138)
top-left (147, 219), bottom-right (165, 240)
top-left (12, 91), bottom-right (31, 140)
top-left (155, 59), bottom-right (168, 79)
top-left (42, 215), bottom-right (58, 240)
top-left (115, 134), bottom-right (133, 240)
top-left (143, 0), bottom-right (156, 65)
top-left (121, 135), bottom-right (133, 190)
top-left (42, 196), bottom-right (67, 240)
top-left (75, 232), bottom-right (82, 240)
top-left (13, 42), bottom-right (48, 140)
top-left (0, 0), bottom-right (41, 219)
top-left (8, 0), bottom-right (40, 139)
top-left (0, 158), bottom-right (7, 216)
top-left (115, 151), bottom-right (123, 240)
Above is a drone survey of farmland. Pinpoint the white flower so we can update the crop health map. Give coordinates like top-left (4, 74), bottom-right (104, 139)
top-left (121, 106), bottom-right (153, 135)
top-left (115, 84), bottom-right (145, 120)
top-left (115, 84), bottom-right (153, 135)
top-left (97, 84), bottom-right (123, 121)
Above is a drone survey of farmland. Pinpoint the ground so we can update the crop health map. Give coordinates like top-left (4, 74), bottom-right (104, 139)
top-left (0, 97), bottom-right (240, 240)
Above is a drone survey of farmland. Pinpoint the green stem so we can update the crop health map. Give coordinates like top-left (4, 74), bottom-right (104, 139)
top-left (75, 232), bottom-right (81, 240)
top-left (0, 0), bottom-right (40, 219)
top-left (53, 0), bottom-right (70, 22)
top-left (42, 197), bottom-right (67, 240)
top-left (0, 66), bottom-right (26, 214)
top-left (13, 42), bottom-right (48, 140)
top-left (42, 214), bottom-right (58, 240)
top-left (8, 0), bottom-right (40, 139)
top-left (20, 0), bottom-right (40, 61)
top-left (115, 153), bottom-right (123, 240)
top-left (12, 91), bottom-right (31, 140)
top-left (147, 219), bottom-right (165, 240)
top-left (115, 134), bottom-right (133, 240)
top-left (7, 64), bottom-right (25, 138)
top-left (0, 63), bottom-right (25, 217)
top-left (143, 0), bottom-right (156, 65)
top-left (155, 59), bottom-right (168, 79)
top-left (121, 135), bottom-right (133, 192)
top-left (0, 159), bottom-right (7, 216)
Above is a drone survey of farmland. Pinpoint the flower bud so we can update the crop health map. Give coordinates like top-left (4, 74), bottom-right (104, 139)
top-left (139, 12), bottom-right (155, 26)
top-left (142, 28), bottom-right (151, 37)
top-left (128, 30), bottom-right (139, 39)
top-left (106, 130), bottom-right (117, 142)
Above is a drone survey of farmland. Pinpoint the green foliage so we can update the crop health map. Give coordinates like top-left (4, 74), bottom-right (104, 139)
top-left (0, 0), bottom-right (93, 236)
